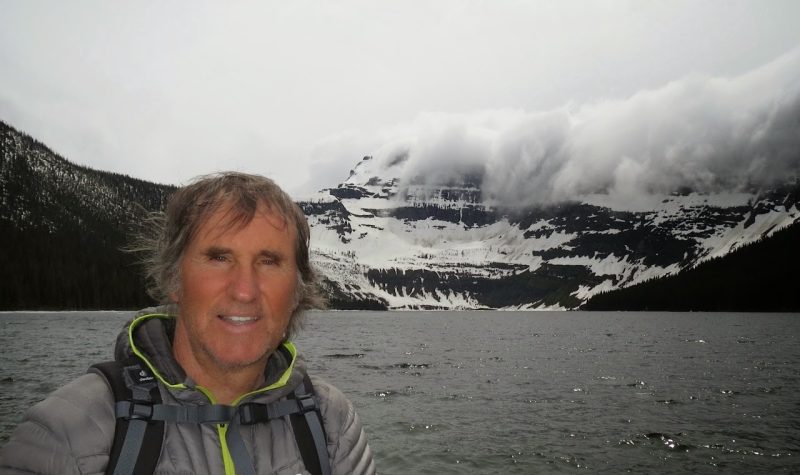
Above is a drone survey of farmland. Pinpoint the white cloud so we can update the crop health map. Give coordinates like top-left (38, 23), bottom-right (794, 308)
top-left (333, 48), bottom-right (800, 206)
top-left (1, 0), bottom-right (799, 197)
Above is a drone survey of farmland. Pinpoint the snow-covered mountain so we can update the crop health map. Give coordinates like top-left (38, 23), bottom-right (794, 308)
top-left (301, 155), bottom-right (799, 310)
top-left (3, 117), bottom-right (798, 311)
top-left (300, 48), bottom-right (800, 310)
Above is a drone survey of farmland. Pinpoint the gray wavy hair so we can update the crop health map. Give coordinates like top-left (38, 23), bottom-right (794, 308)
top-left (137, 171), bottom-right (325, 339)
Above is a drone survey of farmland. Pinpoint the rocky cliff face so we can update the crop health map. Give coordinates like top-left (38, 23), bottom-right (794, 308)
top-left (301, 155), bottom-right (800, 310)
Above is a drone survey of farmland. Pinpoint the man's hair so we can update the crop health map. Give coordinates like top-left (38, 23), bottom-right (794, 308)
top-left (139, 171), bottom-right (325, 339)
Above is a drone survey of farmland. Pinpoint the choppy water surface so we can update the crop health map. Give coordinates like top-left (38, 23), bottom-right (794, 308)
top-left (1, 311), bottom-right (798, 473)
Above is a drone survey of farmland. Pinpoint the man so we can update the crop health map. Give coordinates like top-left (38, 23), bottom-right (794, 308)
top-left (0, 172), bottom-right (376, 474)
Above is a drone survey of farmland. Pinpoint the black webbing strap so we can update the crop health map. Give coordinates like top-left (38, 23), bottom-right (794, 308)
top-left (91, 358), bottom-right (164, 475)
top-left (288, 375), bottom-right (331, 475)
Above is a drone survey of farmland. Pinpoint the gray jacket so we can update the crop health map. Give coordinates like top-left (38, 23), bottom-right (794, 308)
top-left (0, 313), bottom-right (376, 474)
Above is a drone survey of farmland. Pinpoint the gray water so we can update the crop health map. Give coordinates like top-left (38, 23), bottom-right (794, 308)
top-left (1, 311), bottom-right (798, 473)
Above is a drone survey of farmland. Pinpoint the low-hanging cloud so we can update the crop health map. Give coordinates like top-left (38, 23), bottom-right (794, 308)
top-left (343, 48), bottom-right (800, 207)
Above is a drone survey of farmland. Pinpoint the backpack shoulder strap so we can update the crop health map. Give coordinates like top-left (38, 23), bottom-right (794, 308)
top-left (90, 350), bottom-right (329, 475)
top-left (90, 357), bottom-right (164, 475)
top-left (288, 374), bottom-right (331, 475)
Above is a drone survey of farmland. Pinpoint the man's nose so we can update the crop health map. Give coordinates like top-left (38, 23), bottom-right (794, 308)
top-left (229, 264), bottom-right (259, 302)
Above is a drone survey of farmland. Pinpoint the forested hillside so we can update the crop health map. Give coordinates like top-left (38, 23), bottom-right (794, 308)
top-left (582, 222), bottom-right (800, 312)
top-left (0, 121), bottom-right (175, 309)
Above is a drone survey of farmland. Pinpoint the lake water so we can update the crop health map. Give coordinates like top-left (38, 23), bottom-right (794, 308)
top-left (1, 311), bottom-right (798, 473)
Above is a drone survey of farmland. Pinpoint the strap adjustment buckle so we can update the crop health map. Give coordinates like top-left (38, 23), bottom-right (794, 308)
top-left (296, 394), bottom-right (317, 414)
top-left (125, 402), bottom-right (154, 421)
top-left (238, 403), bottom-right (268, 425)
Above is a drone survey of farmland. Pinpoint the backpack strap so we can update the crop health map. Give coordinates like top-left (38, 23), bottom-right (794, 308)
top-left (91, 357), bottom-right (164, 475)
top-left (288, 374), bottom-right (331, 475)
top-left (233, 373), bottom-right (331, 475)
top-left (91, 354), bottom-right (331, 475)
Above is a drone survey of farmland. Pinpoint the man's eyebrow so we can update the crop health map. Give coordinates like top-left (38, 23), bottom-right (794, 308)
top-left (203, 245), bottom-right (231, 256)
top-left (200, 246), bottom-right (286, 261)
top-left (258, 249), bottom-right (285, 261)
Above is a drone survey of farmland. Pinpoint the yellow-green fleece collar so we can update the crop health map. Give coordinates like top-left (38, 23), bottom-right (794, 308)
top-left (126, 313), bottom-right (298, 400)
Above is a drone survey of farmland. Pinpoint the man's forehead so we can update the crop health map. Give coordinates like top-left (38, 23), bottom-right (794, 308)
top-left (195, 202), bottom-right (295, 241)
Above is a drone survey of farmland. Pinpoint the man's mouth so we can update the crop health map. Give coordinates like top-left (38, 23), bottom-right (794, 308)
top-left (219, 315), bottom-right (259, 325)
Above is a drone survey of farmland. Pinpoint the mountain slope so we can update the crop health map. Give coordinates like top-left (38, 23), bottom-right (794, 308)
top-left (0, 121), bottom-right (174, 309)
top-left (582, 221), bottom-right (800, 312)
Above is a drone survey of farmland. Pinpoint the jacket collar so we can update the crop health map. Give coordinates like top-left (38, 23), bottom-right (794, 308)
top-left (115, 310), bottom-right (305, 402)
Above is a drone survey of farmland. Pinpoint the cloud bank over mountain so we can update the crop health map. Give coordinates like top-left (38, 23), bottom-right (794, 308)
top-left (322, 48), bottom-right (800, 207)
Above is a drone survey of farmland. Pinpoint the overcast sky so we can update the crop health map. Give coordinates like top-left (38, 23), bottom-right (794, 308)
top-left (2, 0), bottom-right (799, 197)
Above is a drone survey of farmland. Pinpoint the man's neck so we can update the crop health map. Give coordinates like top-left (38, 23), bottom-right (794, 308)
top-left (172, 340), bottom-right (268, 405)
top-left (194, 366), bottom-right (266, 405)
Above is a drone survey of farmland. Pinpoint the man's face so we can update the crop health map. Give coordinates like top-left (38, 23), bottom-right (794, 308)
top-left (171, 203), bottom-right (298, 373)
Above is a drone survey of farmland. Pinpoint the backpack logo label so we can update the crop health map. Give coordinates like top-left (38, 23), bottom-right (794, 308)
top-left (123, 365), bottom-right (155, 387)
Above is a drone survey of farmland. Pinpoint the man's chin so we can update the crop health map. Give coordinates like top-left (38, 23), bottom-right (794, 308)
top-left (207, 351), bottom-right (270, 373)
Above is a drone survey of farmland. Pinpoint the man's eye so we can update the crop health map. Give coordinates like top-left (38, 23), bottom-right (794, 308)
top-left (260, 255), bottom-right (280, 266)
top-left (208, 253), bottom-right (229, 262)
